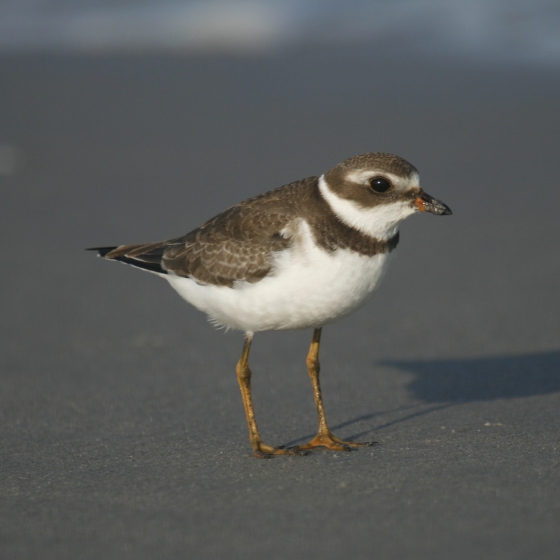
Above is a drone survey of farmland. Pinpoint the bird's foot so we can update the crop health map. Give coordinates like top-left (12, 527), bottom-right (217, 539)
top-left (295, 431), bottom-right (376, 452)
top-left (252, 442), bottom-right (309, 459)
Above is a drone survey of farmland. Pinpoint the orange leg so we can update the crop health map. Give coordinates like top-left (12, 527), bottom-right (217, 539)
top-left (236, 333), bottom-right (305, 458)
top-left (297, 328), bottom-right (375, 452)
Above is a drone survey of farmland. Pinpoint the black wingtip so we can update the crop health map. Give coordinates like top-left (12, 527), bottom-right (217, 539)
top-left (87, 245), bottom-right (167, 274)
top-left (86, 246), bottom-right (117, 257)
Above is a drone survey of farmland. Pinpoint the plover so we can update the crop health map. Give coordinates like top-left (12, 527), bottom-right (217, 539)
top-left (90, 152), bottom-right (451, 458)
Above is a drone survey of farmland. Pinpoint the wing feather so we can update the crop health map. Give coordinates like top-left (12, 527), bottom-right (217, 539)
top-left (95, 177), bottom-right (318, 286)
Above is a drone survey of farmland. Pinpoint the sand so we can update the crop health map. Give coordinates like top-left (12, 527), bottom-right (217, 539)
top-left (1, 46), bottom-right (559, 559)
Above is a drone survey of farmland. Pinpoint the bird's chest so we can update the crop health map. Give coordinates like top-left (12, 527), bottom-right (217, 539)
top-left (167, 227), bottom-right (396, 332)
top-left (293, 243), bottom-right (392, 296)
top-left (259, 240), bottom-right (395, 329)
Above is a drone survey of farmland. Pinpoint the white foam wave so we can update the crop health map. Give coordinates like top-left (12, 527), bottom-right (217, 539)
top-left (0, 0), bottom-right (559, 63)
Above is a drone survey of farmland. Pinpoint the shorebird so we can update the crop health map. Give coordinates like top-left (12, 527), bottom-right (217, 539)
top-left (90, 152), bottom-right (451, 457)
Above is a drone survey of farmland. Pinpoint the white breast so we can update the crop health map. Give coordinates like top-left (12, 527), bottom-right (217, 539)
top-left (165, 220), bottom-right (394, 332)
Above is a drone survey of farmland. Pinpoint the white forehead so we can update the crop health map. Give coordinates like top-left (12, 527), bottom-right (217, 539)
top-left (344, 169), bottom-right (420, 190)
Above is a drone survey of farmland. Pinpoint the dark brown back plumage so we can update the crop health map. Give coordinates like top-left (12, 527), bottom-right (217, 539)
top-left (99, 174), bottom-right (399, 287)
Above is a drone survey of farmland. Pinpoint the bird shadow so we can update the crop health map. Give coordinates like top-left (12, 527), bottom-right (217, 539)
top-left (390, 350), bottom-right (560, 403)
top-left (284, 350), bottom-right (560, 447)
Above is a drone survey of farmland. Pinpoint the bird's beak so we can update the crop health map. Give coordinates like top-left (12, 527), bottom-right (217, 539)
top-left (414, 190), bottom-right (452, 215)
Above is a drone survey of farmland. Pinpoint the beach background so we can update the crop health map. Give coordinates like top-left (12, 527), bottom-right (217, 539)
top-left (1, 1), bottom-right (560, 558)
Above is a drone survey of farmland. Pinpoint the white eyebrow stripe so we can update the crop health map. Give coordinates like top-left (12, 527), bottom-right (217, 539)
top-left (343, 169), bottom-right (410, 185)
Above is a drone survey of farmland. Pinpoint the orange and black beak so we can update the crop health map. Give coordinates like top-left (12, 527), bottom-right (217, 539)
top-left (414, 190), bottom-right (452, 216)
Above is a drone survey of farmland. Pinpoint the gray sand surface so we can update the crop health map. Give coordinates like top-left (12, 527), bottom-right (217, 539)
top-left (1, 47), bottom-right (559, 559)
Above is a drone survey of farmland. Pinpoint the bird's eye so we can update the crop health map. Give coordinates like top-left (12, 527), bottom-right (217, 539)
top-left (369, 177), bottom-right (392, 193)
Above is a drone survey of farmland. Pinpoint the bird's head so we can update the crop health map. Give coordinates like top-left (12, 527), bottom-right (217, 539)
top-left (320, 152), bottom-right (451, 239)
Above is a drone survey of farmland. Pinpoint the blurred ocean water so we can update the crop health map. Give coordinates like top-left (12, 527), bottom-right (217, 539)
top-left (1, 0), bottom-right (559, 64)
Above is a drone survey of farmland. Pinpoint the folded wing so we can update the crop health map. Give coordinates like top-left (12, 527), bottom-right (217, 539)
top-left (89, 178), bottom-right (316, 287)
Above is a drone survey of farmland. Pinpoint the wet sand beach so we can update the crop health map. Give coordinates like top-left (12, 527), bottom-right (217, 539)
top-left (1, 46), bottom-right (559, 559)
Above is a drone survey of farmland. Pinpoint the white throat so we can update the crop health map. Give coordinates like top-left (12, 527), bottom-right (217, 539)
top-left (318, 175), bottom-right (416, 240)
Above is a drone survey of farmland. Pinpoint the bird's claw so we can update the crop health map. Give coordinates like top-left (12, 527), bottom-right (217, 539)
top-left (295, 432), bottom-right (377, 452)
top-left (252, 444), bottom-right (309, 458)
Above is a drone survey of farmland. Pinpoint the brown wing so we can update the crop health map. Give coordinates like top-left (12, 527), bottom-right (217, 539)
top-left (98, 177), bottom-right (318, 287)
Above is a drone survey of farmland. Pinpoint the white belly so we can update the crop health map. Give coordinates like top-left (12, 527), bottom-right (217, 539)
top-left (165, 223), bottom-right (395, 332)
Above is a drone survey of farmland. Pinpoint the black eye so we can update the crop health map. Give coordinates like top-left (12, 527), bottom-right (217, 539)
top-left (369, 177), bottom-right (392, 193)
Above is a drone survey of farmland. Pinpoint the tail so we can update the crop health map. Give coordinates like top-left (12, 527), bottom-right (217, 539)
top-left (87, 242), bottom-right (168, 274)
